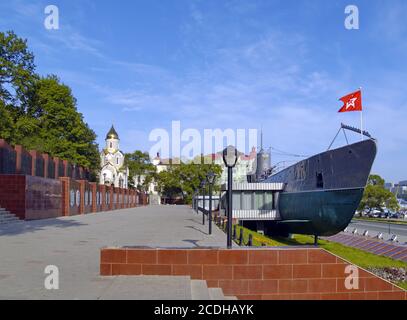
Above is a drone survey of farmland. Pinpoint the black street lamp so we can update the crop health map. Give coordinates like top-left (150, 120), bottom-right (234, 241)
top-left (196, 191), bottom-right (199, 214)
top-left (222, 146), bottom-right (238, 249)
top-left (206, 171), bottom-right (216, 235)
top-left (194, 189), bottom-right (199, 214)
top-left (192, 189), bottom-right (196, 212)
top-left (200, 180), bottom-right (206, 225)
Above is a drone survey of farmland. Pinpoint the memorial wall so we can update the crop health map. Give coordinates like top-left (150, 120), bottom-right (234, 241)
top-left (0, 138), bottom-right (145, 220)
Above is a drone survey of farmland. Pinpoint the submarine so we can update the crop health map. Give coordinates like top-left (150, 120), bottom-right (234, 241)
top-left (262, 125), bottom-right (377, 237)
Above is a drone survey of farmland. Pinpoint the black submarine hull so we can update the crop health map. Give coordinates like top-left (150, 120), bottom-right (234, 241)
top-left (264, 139), bottom-right (377, 236)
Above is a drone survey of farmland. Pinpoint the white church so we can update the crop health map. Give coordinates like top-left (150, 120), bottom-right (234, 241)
top-left (99, 126), bottom-right (129, 189)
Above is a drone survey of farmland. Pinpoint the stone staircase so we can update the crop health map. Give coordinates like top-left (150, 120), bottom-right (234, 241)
top-left (0, 207), bottom-right (22, 225)
top-left (95, 276), bottom-right (238, 300)
top-left (190, 280), bottom-right (237, 300)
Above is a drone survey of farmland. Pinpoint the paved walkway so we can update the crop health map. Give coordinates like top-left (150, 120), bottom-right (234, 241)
top-left (0, 206), bottom-right (227, 299)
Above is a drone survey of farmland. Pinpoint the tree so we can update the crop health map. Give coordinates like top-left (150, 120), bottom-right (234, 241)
top-left (1, 30), bottom-right (101, 175)
top-left (0, 31), bottom-right (37, 112)
top-left (156, 162), bottom-right (222, 204)
top-left (358, 174), bottom-right (400, 216)
top-left (16, 75), bottom-right (100, 171)
top-left (0, 100), bottom-right (14, 141)
top-left (124, 150), bottom-right (155, 190)
top-left (0, 31), bottom-right (37, 140)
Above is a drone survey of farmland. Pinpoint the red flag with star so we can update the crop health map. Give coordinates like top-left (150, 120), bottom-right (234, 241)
top-left (338, 90), bottom-right (362, 113)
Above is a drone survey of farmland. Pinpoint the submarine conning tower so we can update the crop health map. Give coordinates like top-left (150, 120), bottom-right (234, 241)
top-left (255, 129), bottom-right (271, 181)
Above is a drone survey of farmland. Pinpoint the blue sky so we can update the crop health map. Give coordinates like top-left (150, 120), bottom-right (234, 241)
top-left (1, 0), bottom-right (406, 182)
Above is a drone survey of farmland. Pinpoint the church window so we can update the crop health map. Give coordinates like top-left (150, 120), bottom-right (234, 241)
top-left (110, 142), bottom-right (112, 148)
top-left (117, 158), bottom-right (119, 165)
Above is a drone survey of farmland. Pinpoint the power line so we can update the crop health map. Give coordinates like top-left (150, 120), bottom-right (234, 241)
top-left (270, 146), bottom-right (309, 158)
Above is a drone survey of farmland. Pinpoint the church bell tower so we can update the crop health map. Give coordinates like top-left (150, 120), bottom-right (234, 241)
top-left (105, 125), bottom-right (120, 153)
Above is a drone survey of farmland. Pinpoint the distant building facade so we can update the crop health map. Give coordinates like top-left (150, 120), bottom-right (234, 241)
top-left (132, 153), bottom-right (170, 204)
top-left (212, 147), bottom-right (258, 184)
top-left (99, 126), bottom-right (129, 188)
top-left (386, 180), bottom-right (407, 201)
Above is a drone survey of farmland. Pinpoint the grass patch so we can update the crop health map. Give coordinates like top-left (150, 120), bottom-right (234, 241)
top-left (270, 233), bottom-right (407, 269)
top-left (396, 281), bottom-right (407, 290)
top-left (232, 225), bottom-right (288, 247)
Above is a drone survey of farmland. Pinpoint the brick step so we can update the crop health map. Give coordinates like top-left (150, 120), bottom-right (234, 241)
top-left (191, 280), bottom-right (210, 300)
top-left (208, 288), bottom-right (225, 300)
top-left (190, 280), bottom-right (236, 300)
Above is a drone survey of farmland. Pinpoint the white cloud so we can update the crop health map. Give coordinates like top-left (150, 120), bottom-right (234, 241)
top-left (43, 25), bottom-right (105, 58)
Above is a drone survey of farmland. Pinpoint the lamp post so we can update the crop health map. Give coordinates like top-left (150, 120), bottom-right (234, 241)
top-left (200, 180), bottom-right (206, 225)
top-left (195, 190), bottom-right (199, 214)
top-left (192, 190), bottom-right (195, 212)
top-left (193, 189), bottom-right (198, 213)
top-left (206, 171), bottom-right (216, 235)
top-left (222, 146), bottom-right (238, 249)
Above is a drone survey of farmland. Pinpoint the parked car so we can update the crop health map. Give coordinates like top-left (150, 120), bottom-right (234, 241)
top-left (368, 210), bottom-right (382, 218)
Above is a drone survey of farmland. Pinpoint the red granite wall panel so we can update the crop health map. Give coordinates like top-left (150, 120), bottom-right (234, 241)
top-left (70, 179), bottom-right (81, 215)
top-left (78, 180), bottom-right (92, 214)
top-left (59, 177), bottom-right (80, 216)
top-left (89, 182), bottom-right (97, 213)
top-left (63, 160), bottom-right (73, 178)
top-left (24, 176), bottom-right (62, 219)
top-left (132, 190), bottom-right (137, 207)
top-left (0, 139), bottom-right (16, 174)
top-left (106, 186), bottom-right (113, 211)
top-left (29, 150), bottom-right (45, 177)
top-left (54, 157), bottom-right (64, 178)
top-left (15, 145), bottom-right (32, 175)
top-left (113, 187), bottom-right (120, 210)
top-left (110, 187), bottom-right (115, 210)
top-left (135, 191), bottom-right (139, 206)
top-left (60, 177), bottom-right (69, 216)
top-left (99, 185), bottom-right (107, 211)
top-left (0, 175), bottom-right (62, 220)
top-left (42, 154), bottom-right (55, 179)
top-left (72, 165), bottom-right (80, 180)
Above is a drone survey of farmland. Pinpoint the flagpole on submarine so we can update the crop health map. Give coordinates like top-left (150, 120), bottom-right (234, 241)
top-left (359, 87), bottom-right (363, 141)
